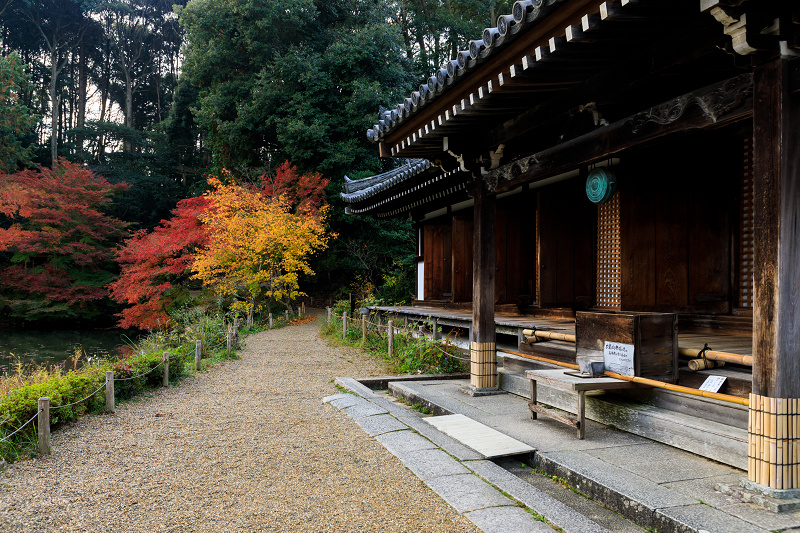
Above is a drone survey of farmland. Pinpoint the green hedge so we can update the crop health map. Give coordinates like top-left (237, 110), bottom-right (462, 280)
top-left (0, 338), bottom-right (211, 462)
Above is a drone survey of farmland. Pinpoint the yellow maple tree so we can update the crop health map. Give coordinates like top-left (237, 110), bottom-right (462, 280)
top-left (192, 177), bottom-right (331, 318)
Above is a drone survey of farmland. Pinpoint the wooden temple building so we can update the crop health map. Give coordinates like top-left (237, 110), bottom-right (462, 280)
top-left (341, 0), bottom-right (800, 492)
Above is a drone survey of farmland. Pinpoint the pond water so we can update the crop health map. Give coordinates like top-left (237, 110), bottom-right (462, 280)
top-left (0, 328), bottom-right (141, 374)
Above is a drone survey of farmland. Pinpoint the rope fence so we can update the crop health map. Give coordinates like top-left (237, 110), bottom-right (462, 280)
top-left (0, 411), bottom-right (41, 445)
top-left (328, 307), bottom-right (471, 368)
top-left (1, 322), bottom-right (241, 459)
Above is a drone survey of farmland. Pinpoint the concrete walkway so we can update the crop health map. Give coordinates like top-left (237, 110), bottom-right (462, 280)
top-left (331, 375), bottom-right (800, 533)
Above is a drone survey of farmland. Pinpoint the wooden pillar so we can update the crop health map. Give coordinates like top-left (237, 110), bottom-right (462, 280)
top-left (470, 178), bottom-right (497, 390)
top-left (749, 57), bottom-right (800, 491)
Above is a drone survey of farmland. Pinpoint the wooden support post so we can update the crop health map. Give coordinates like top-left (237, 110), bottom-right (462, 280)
top-left (470, 177), bottom-right (497, 390)
top-left (362, 314), bottom-right (367, 343)
top-left (749, 57), bottom-right (800, 490)
top-left (327, 307), bottom-right (332, 323)
top-left (342, 312), bottom-right (348, 337)
top-left (227, 330), bottom-right (232, 356)
top-left (195, 340), bottom-right (201, 371)
top-left (163, 352), bottom-right (169, 387)
top-left (269, 313), bottom-right (273, 329)
top-left (432, 317), bottom-right (440, 341)
top-left (301, 302), bottom-right (305, 316)
top-left (388, 320), bottom-right (394, 358)
top-left (37, 397), bottom-right (50, 455)
top-left (577, 391), bottom-right (586, 440)
top-left (105, 371), bottom-right (115, 413)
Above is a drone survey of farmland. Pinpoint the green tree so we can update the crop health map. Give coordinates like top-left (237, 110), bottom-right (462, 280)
top-left (179, 0), bottom-right (414, 178)
top-left (0, 52), bottom-right (37, 173)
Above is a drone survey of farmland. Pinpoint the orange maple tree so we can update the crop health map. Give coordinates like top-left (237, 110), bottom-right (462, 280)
top-left (108, 196), bottom-right (210, 329)
top-left (192, 176), bottom-right (331, 318)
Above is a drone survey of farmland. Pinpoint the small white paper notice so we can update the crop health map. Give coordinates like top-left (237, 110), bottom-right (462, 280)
top-left (699, 375), bottom-right (727, 393)
top-left (603, 341), bottom-right (635, 376)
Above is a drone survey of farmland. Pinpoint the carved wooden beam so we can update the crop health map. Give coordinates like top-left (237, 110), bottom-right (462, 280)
top-left (484, 73), bottom-right (753, 194)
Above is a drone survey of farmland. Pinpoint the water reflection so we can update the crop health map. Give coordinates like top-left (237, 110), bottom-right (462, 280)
top-left (0, 329), bottom-right (141, 373)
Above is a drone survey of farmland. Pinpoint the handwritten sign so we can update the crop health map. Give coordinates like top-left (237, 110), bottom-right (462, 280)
top-left (603, 341), bottom-right (634, 376)
top-left (699, 375), bottom-right (727, 393)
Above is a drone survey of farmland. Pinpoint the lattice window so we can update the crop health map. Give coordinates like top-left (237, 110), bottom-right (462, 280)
top-left (739, 136), bottom-right (754, 309)
top-left (596, 192), bottom-right (621, 309)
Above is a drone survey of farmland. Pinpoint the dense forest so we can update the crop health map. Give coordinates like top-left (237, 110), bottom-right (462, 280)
top-left (0, 0), bottom-right (510, 328)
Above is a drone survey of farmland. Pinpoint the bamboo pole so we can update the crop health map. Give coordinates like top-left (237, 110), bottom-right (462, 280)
top-left (522, 329), bottom-right (577, 343)
top-left (501, 349), bottom-right (749, 406)
top-left (748, 393), bottom-right (755, 479)
top-left (678, 347), bottom-right (752, 366)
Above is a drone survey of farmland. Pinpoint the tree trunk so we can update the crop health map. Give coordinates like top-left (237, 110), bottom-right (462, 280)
top-left (50, 50), bottom-right (58, 165)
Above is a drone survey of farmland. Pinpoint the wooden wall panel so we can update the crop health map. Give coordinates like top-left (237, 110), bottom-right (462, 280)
top-left (654, 182), bottom-right (689, 307)
top-left (495, 209), bottom-right (508, 303)
top-left (620, 135), bottom-right (736, 313)
top-left (537, 179), bottom-right (595, 308)
top-left (423, 224), bottom-right (452, 300)
top-left (452, 216), bottom-right (473, 302)
top-left (621, 167), bottom-right (656, 306)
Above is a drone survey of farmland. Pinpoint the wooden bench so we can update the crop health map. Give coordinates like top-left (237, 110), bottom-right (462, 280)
top-left (525, 369), bottom-right (648, 439)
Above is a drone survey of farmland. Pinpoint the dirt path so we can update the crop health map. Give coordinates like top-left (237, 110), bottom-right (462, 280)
top-left (0, 316), bottom-right (479, 532)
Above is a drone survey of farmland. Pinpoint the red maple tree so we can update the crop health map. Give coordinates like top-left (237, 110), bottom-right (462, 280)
top-left (258, 161), bottom-right (329, 213)
top-left (108, 196), bottom-right (210, 329)
top-left (0, 160), bottom-right (129, 320)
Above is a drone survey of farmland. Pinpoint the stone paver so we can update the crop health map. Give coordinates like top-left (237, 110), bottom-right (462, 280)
top-left (464, 506), bottom-right (554, 533)
top-left (655, 503), bottom-right (768, 533)
top-left (395, 448), bottom-right (470, 481)
top-left (375, 429), bottom-right (438, 456)
top-left (354, 413), bottom-right (408, 436)
top-left (465, 459), bottom-right (611, 533)
top-left (424, 474), bottom-right (516, 513)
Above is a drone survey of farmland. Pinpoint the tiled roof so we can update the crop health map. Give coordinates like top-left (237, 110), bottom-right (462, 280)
top-left (341, 159), bottom-right (432, 204)
top-left (366, 0), bottom-right (568, 145)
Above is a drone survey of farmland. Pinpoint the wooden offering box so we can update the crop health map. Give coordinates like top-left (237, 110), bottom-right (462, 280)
top-left (576, 311), bottom-right (678, 383)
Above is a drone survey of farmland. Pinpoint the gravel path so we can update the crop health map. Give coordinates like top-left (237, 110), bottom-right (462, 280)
top-left (0, 316), bottom-right (479, 532)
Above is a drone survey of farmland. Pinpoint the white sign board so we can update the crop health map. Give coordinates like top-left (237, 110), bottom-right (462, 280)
top-left (699, 375), bottom-right (727, 393)
top-left (603, 341), bottom-right (635, 376)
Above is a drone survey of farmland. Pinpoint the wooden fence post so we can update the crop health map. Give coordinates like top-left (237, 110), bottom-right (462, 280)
top-left (227, 330), bottom-right (232, 355)
top-left (432, 317), bottom-right (440, 341)
top-left (362, 314), bottom-right (367, 343)
top-left (195, 340), bottom-right (202, 371)
top-left (388, 320), bottom-right (394, 358)
top-left (269, 312), bottom-right (273, 328)
top-left (163, 352), bottom-right (169, 387)
top-left (105, 371), bottom-right (115, 413)
top-left (301, 302), bottom-right (305, 316)
top-left (342, 312), bottom-right (348, 337)
top-left (37, 397), bottom-right (50, 455)
top-left (327, 307), bottom-right (332, 323)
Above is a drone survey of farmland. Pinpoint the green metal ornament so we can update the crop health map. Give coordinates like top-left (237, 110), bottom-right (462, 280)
top-left (585, 168), bottom-right (617, 205)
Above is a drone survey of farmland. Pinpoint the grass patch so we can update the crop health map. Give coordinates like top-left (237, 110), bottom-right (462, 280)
top-left (319, 301), bottom-right (468, 375)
